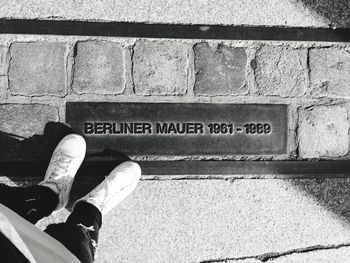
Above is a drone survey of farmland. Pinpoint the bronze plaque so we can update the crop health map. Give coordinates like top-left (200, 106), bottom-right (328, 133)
top-left (66, 103), bottom-right (288, 156)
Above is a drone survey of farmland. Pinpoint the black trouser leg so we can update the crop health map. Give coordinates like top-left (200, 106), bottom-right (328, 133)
top-left (44, 201), bottom-right (102, 263)
top-left (0, 184), bottom-right (58, 224)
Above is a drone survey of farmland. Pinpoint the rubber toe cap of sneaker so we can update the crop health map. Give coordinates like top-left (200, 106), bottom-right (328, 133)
top-left (57, 134), bottom-right (86, 158)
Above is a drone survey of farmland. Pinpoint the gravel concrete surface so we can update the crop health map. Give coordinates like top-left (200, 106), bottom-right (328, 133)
top-left (0, 0), bottom-right (328, 27)
top-left (31, 178), bottom-right (350, 263)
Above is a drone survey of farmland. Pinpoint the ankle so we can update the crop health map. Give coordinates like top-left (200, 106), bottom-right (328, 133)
top-left (73, 199), bottom-right (102, 214)
top-left (39, 182), bottom-right (59, 195)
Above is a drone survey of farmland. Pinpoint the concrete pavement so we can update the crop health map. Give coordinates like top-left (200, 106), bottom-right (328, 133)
top-left (0, 0), bottom-right (328, 27)
top-left (26, 177), bottom-right (350, 263)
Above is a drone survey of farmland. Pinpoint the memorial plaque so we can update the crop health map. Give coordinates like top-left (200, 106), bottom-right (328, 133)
top-left (66, 103), bottom-right (288, 156)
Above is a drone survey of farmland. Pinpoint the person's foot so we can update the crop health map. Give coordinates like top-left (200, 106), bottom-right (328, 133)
top-left (39, 134), bottom-right (86, 211)
top-left (73, 161), bottom-right (141, 216)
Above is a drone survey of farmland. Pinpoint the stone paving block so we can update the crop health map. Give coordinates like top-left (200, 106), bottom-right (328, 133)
top-left (254, 46), bottom-right (308, 97)
top-left (298, 105), bottom-right (349, 158)
top-left (194, 42), bottom-right (247, 96)
top-left (0, 104), bottom-right (59, 138)
top-left (33, 179), bottom-right (350, 263)
top-left (310, 48), bottom-right (350, 97)
top-left (9, 42), bottom-right (67, 96)
top-left (0, 46), bottom-right (8, 76)
top-left (133, 40), bottom-right (189, 95)
top-left (73, 41), bottom-right (125, 94)
top-left (0, 76), bottom-right (8, 99)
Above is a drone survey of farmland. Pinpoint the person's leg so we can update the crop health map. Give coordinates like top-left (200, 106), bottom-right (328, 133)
top-left (44, 161), bottom-right (141, 263)
top-left (0, 184), bottom-right (58, 224)
top-left (65, 201), bottom-right (102, 251)
top-left (0, 134), bottom-right (85, 224)
top-left (44, 202), bottom-right (101, 263)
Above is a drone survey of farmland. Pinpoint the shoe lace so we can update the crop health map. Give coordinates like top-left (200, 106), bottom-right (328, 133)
top-left (47, 150), bottom-right (74, 191)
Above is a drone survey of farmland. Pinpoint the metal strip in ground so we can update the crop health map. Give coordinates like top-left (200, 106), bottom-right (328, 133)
top-left (1, 161), bottom-right (350, 178)
top-left (0, 19), bottom-right (349, 42)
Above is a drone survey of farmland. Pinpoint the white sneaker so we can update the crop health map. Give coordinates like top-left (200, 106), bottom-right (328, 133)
top-left (39, 134), bottom-right (86, 211)
top-left (73, 161), bottom-right (141, 216)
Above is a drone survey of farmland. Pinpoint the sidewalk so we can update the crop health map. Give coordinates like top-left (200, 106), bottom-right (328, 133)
top-left (4, 175), bottom-right (349, 263)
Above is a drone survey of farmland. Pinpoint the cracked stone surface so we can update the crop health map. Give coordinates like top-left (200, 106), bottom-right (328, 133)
top-left (194, 42), bottom-right (247, 96)
top-left (298, 105), bottom-right (349, 158)
top-left (254, 46), bottom-right (308, 97)
top-left (9, 42), bottom-right (67, 96)
top-left (223, 260), bottom-right (262, 263)
top-left (309, 48), bottom-right (350, 97)
top-left (270, 246), bottom-right (350, 263)
top-left (32, 179), bottom-right (350, 263)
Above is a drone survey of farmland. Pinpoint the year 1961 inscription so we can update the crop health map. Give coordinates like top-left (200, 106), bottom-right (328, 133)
top-left (66, 103), bottom-right (287, 156)
top-left (83, 122), bottom-right (272, 135)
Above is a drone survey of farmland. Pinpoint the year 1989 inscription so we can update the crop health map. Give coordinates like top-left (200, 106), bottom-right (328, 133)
top-left (66, 102), bottom-right (287, 155)
top-left (84, 122), bottom-right (272, 135)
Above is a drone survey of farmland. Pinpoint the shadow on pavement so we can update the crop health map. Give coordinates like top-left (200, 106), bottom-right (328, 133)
top-left (284, 0), bottom-right (350, 224)
top-left (292, 0), bottom-right (350, 28)
top-left (0, 122), bottom-right (131, 209)
top-left (289, 178), bottom-right (350, 225)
